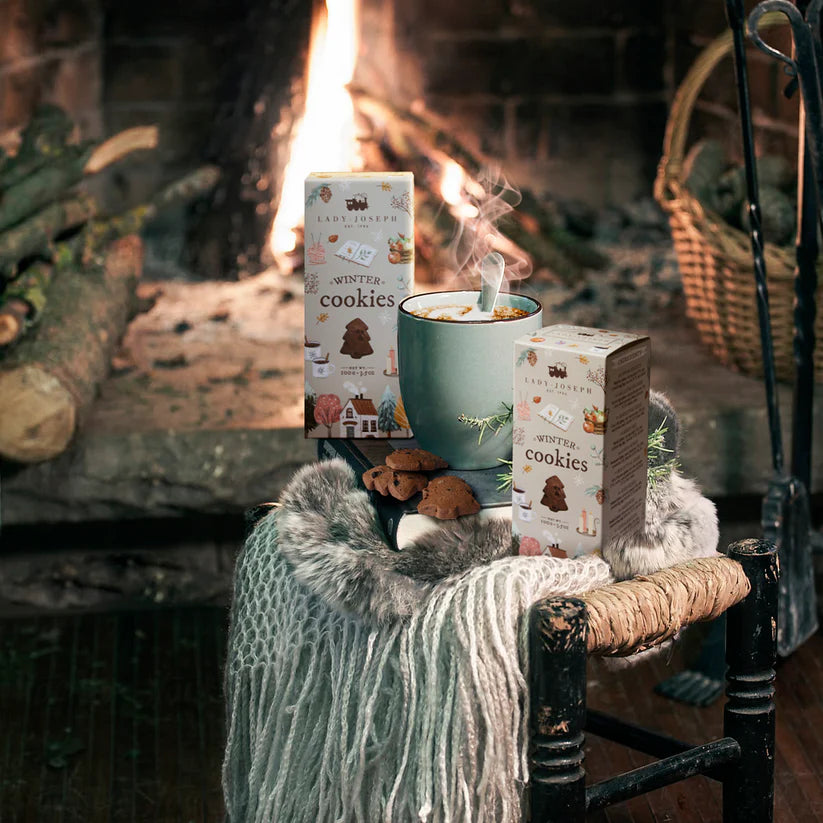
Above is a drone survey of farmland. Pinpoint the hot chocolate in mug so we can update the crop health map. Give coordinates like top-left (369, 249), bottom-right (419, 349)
top-left (304, 340), bottom-right (322, 361)
top-left (398, 289), bottom-right (542, 469)
top-left (312, 359), bottom-right (336, 378)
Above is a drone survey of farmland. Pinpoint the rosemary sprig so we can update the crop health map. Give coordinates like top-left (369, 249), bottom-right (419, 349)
top-left (496, 458), bottom-right (513, 492)
top-left (457, 402), bottom-right (513, 444)
top-left (647, 418), bottom-right (679, 488)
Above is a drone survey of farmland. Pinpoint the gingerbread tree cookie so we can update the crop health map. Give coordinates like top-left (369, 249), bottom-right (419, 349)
top-left (541, 475), bottom-right (568, 512)
top-left (340, 318), bottom-right (373, 359)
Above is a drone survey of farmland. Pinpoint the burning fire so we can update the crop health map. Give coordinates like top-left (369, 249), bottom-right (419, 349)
top-left (268, 0), bottom-right (361, 271)
top-left (439, 159), bottom-right (480, 221)
top-left (267, 0), bottom-right (523, 284)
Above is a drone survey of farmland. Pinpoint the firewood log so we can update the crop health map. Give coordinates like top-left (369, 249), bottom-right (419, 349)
top-left (0, 297), bottom-right (30, 347)
top-left (0, 124), bottom-right (158, 239)
top-left (0, 104), bottom-right (75, 190)
top-left (0, 263), bottom-right (51, 346)
top-left (82, 126), bottom-right (159, 175)
top-left (0, 197), bottom-right (96, 271)
top-left (0, 236), bottom-right (142, 463)
top-left (353, 89), bottom-right (609, 279)
top-left (74, 165), bottom-right (220, 264)
top-left (0, 145), bottom-right (94, 233)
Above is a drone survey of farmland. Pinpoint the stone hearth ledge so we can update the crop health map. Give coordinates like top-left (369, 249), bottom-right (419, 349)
top-left (1, 273), bottom-right (820, 525)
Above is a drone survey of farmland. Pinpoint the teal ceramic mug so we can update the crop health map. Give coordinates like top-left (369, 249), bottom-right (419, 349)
top-left (398, 290), bottom-right (543, 469)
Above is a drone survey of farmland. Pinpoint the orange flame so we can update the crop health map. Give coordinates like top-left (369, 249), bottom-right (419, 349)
top-left (439, 159), bottom-right (480, 220)
top-left (268, 0), bottom-right (361, 271)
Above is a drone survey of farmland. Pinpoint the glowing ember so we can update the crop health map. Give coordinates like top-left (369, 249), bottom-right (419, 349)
top-left (268, 0), bottom-right (361, 271)
top-left (440, 159), bottom-right (480, 220)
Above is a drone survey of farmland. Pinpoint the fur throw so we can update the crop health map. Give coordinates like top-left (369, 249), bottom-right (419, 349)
top-left (277, 390), bottom-right (718, 622)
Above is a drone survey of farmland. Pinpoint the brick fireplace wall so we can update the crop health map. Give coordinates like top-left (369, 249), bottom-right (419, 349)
top-left (389, 0), bottom-right (799, 208)
top-left (0, 0), bottom-right (103, 140)
top-left (388, 0), bottom-right (672, 207)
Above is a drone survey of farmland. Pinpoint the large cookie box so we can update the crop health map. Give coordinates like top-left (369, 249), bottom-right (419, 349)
top-left (304, 172), bottom-right (414, 439)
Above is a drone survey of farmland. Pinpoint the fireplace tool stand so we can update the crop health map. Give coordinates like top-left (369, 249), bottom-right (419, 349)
top-left (658, 0), bottom-right (820, 706)
top-left (737, 0), bottom-right (820, 658)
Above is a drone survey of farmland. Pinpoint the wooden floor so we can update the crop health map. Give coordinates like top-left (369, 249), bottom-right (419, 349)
top-left (0, 607), bottom-right (229, 823)
top-left (1, 606), bottom-right (822, 822)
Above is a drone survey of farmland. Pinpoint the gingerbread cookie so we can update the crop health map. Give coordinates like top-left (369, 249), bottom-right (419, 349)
top-left (386, 448), bottom-right (448, 472)
top-left (540, 475), bottom-right (568, 512)
top-left (387, 470), bottom-right (428, 501)
top-left (362, 465), bottom-right (393, 495)
top-left (417, 476), bottom-right (480, 520)
top-left (340, 318), bottom-right (373, 359)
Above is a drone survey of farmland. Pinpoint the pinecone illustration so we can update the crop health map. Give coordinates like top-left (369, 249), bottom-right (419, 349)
top-left (596, 489), bottom-right (605, 505)
top-left (527, 350), bottom-right (537, 367)
top-left (319, 185), bottom-right (332, 203)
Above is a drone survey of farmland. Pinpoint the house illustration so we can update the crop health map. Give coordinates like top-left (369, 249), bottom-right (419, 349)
top-left (340, 395), bottom-right (379, 437)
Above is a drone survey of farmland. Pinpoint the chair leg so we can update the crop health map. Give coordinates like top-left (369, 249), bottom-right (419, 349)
top-left (723, 538), bottom-right (778, 823)
top-left (528, 596), bottom-right (587, 823)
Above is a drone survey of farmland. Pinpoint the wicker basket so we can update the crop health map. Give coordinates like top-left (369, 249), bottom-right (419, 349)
top-left (654, 11), bottom-right (823, 383)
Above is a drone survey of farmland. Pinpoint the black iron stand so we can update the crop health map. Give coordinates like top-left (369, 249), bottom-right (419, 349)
top-left (745, 0), bottom-right (819, 656)
top-left (660, 0), bottom-right (819, 708)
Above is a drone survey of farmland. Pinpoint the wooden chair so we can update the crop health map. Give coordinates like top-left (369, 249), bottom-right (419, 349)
top-left (527, 538), bottom-right (777, 822)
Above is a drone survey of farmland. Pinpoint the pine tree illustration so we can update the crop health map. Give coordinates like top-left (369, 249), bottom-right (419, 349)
top-left (304, 382), bottom-right (318, 435)
top-left (377, 385), bottom-right (400, 438)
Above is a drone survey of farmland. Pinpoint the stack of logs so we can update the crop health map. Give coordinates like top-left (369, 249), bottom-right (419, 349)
top-left (0, 105), bottom-right (220, 464)
top-left (349, 89), bottom-right (609, 286)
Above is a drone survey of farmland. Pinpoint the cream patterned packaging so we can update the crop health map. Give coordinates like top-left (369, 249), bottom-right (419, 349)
top-left (512, 325), bottom-right (650, 558)
top-left (304, 172), bottom-right (414, 439)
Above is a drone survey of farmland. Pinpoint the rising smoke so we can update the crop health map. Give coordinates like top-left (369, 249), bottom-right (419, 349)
top-left (445, 166), bottom-right (532, 287)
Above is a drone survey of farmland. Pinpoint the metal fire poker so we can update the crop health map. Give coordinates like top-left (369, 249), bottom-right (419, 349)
top-left (731, 0), bottom-right (819, 655)
top-left (749, 0), bottom-right (822, 490)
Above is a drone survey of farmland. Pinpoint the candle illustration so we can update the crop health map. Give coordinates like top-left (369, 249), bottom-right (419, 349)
top-left (576, 509), bottom-right (600, 536)
top-left (384, 346), bottom-right (398, 376)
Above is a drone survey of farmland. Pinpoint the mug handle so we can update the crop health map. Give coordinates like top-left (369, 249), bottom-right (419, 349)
top-left (328, 364), bottom-right (336, 375)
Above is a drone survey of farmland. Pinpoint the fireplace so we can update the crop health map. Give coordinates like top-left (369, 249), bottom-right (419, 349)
top-left (0, 0), bottom-right (812, 527)
top-left (0, 0), bottom-right (799, 282)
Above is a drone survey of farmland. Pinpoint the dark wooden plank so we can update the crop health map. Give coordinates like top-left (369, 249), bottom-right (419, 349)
top-left (587, 660), bottom-right (657, 822)
top-left (0, 617), bottom-right (40, 820)
top-left (129, 611), bottom-right (159, 823)
top-left (58, 617), bottom-right (81, 823)
top-left (199, 606), bottom-right (228, 821)
top-left (109, 611), bottom-right (134, 823)
top-left (22, 617), bottom-right (61, 823)
top-left (641, 651), bottom-right (723, 823)
top-left (74, 612), bottom-right (114, 823)
top-left (628, 654), bottom-right (711, 823)
top-left (780, 639), bottom-right (823, 820)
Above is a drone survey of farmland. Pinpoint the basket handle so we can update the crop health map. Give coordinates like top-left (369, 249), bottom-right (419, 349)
top-left (654, 10), bottom-right (787, 203)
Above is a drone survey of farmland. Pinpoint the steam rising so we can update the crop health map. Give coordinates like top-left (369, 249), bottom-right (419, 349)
top-left (445, 166), bottom-right (532, 287)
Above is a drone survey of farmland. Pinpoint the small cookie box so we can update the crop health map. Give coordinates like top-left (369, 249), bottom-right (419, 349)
top-left (304, 172), bottom-right (414, 439)
top-left (512, 325), bottom-right (650, 558)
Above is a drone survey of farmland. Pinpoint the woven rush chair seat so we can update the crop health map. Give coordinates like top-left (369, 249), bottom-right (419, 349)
top-left (528, 539), bottom-right (777, 823)
top-left (581, 555), bottom-right (750, 657)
